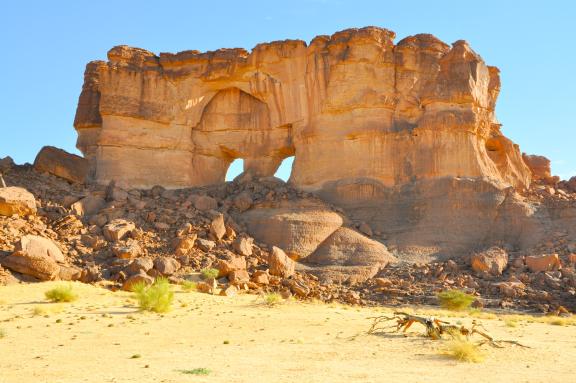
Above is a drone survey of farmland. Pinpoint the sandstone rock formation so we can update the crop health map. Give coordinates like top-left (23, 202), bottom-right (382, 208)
top-left (74, 27), bottom-right (530, 191)
top-left (70, 26), bottom-right (573, 264)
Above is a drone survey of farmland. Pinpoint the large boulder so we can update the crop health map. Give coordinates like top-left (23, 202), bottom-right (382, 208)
top-left (525, 254), bottom-right (562, 273)
top-left (0, 187), bottom-right (37, 216)
top-left (470, 247), bottom-right (509, 275)
top-left (15, 235), bottom-right (65, 263)
top-left (241, 200), bottom-right (343, 259)
top-left (33, 146), bottom-right (89, 184)
top-left (0, 251), bottom-right (60, 281)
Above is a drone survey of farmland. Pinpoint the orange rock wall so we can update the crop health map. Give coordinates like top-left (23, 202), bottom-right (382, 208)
top-left (74, 27), bottom-right (531, 191)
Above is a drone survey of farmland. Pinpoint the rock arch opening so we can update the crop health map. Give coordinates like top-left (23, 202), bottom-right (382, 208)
top-left (225, 158), bottom-right (244, 181)
top-left (274, 156), bottom-right (294, 181)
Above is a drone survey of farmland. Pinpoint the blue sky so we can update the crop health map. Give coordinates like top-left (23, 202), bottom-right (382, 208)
top-left (1, 0), bottom-right (574, 181)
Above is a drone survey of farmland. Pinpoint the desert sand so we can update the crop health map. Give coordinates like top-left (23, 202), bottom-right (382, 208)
top-left (0, 282), bottom-right (574, 383)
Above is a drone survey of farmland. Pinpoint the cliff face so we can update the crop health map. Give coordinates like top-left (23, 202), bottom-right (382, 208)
top-left (74, 27), bottom-right (545, 258)
top-left (74, 27), bottom-right (530, 192)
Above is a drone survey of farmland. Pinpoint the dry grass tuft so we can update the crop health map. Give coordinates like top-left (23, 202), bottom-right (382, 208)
top-left (200, 268), bottom-right (219, 280)
top-left (442, 337), bottom-right (485, 363)
top-left (45, 284), bottom-right (78, 303)
top-left (263, 292), bottom-right (283, 307)
top-left (437, 289), bottom-right (476, 311)
top-left (181, 280), bottom-right (197, 292)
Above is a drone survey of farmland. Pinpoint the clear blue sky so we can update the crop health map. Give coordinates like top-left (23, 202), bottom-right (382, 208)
top-left (1, 0), bottom-right (574, 181)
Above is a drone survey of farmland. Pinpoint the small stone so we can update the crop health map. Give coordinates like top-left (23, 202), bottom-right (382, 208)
top-left (175, 234), bottom-right (197, 256)
top-left (196, 238), bottom-right (216, 252)
top-left (220, 285), bottom-right (238, 297)
top-left (112, 240), bottom-right (142, 259)
top-left (103, 219), bottom-right (136, 242)
top-left (373, 277), bottom-right (392, 288)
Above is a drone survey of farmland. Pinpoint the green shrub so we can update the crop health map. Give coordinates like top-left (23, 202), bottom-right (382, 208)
top-left (181, 280), bottom-right (197, 292)
top-left (133, 278), bottom-right (174, 313)
top-left (179, 368), bottom-right (211, 375)
top-left (200, 268), bottom-right (219, 280)
top-left (437, 289), bottom-right (475, 311)
top-left (0, 328), bottom-right (6, 339)
top-left (263, 292), bottom-right (282, 307)
top-left (45, 284), bottom-right (78, 303)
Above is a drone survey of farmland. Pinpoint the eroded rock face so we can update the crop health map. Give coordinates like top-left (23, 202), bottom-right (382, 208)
top-left (74, 27), bottom-right (531, 192)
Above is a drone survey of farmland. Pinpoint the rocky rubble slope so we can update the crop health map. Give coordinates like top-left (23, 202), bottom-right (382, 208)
top-left (1, 158), bottom-right (575, 312)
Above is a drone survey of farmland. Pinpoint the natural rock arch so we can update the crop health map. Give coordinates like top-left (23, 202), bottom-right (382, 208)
top-left (191, 87), bottom-right (295, 183)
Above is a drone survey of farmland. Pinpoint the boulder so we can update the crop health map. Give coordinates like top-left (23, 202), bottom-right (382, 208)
top-left (241, 201), bottom-right (344, 259)
top-left (209, 213), bottom-right (226, 241)
top-left (122, 272), bottom-right (154, 291)
top-left (0, 187), bottom-right (37, 216)
top-left (233, 192), bottom-right (253, 212)
top-left (175, 234), bottom-right (197, 256)
top-left (33, 146), bottom-right (89, 184)
top-left (194, 195), bottom-right (217, 211)
top-left (220, 285), bottom-right (238, 297)
top-left (196, 238), bottom-right (216, 252)
top-left (71, 195), bottom-right (105, 216)
top-left (232, 235), bottom-right (253, 257)
top-left (126, 257), bottom-right (154, 275)
top-left (268, 246), bottom-right (295, 278)
top-left (153, 256), bottom-right (181, 275)
top-left (14, 235), bottom-right (65, 263)
top-left (0, 251), bottom-right (60, 281)
top-left (196, 279), bottom-right (217, 294)
top-left (251, 270), bottom-right (269, 285)
top-left (526, 254), bottom-right (562, 273)
top-left (59, 265), bottom-right (82, 281)
top-left (216, 256), bottom-right (247, 278)
top-left (470, 247), bottom-right (509, 275)
top-left (103, 219), bottom-right (135, 241)
top-left (112, 240), bottom-right (142, 259)
top-left (228, 269), bottom-right (250, 284)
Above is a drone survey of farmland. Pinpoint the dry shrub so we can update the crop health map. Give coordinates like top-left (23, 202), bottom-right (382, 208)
top-left (133, 277), bottom-right (174, 313)
top-left (45, 284), bottom-right (78, 302)
top-left (437, 290), bottom-right (475, 311)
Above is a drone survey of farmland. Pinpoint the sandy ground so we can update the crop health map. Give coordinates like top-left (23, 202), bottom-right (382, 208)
top-left (0, 282), bottom-right (575, 383)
